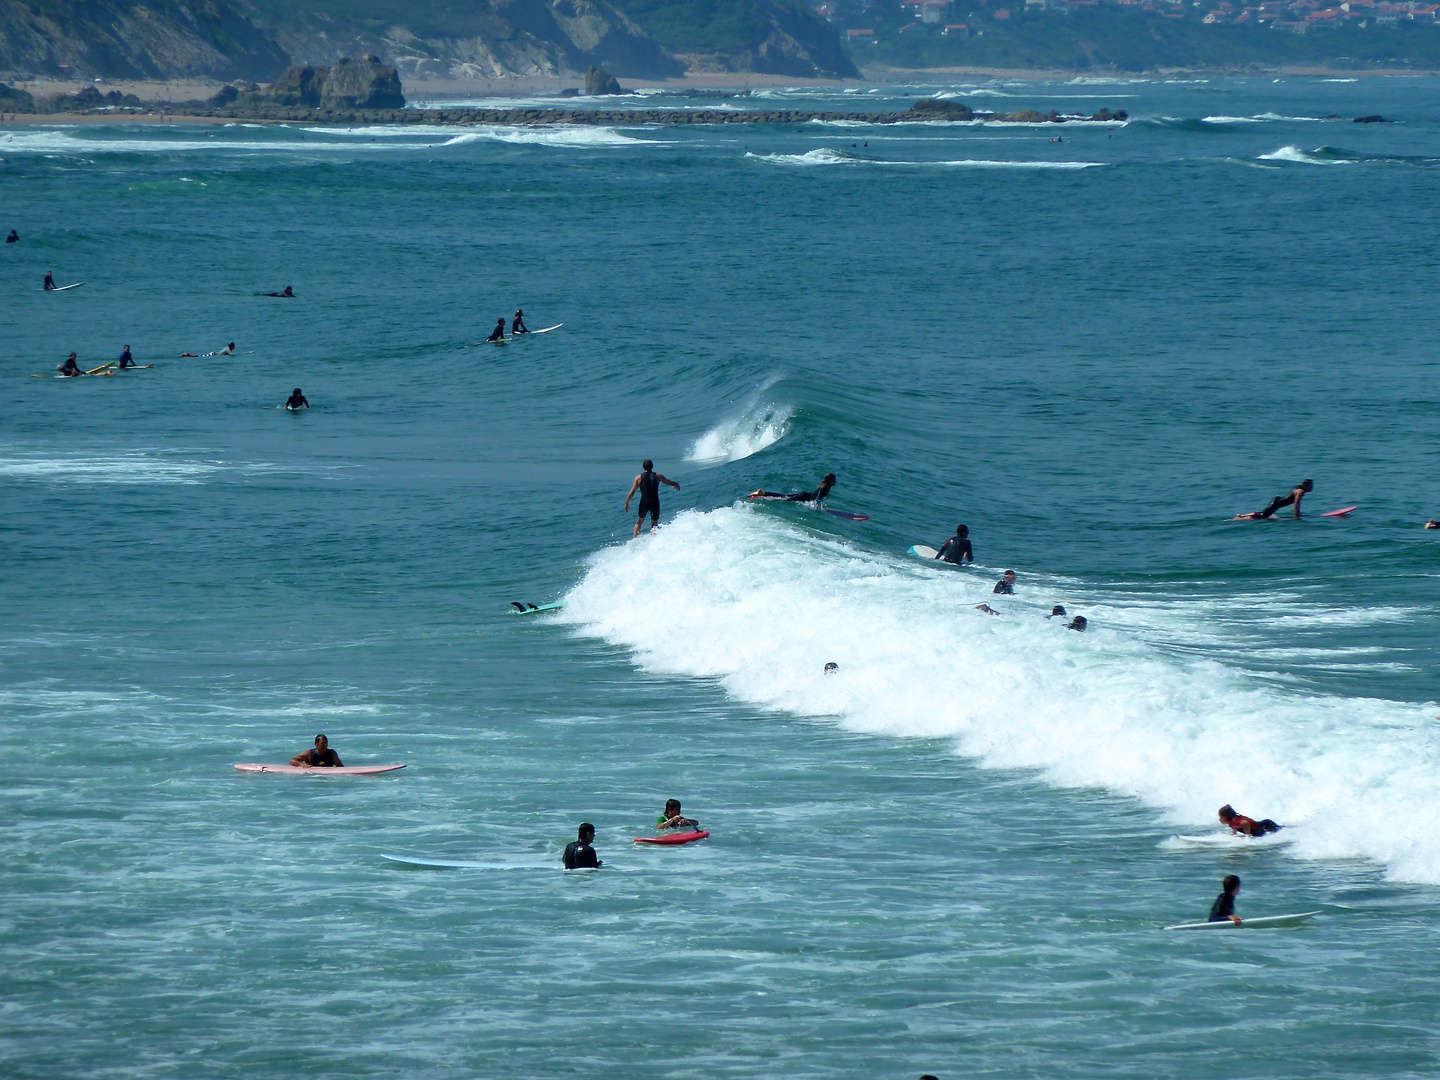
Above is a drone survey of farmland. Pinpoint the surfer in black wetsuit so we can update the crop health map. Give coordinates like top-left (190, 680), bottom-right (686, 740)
top-left (994, 570), bottom-right (1016, 595)
top-left (285, 388), bottom-right (309, 411)
top-left (6, 230), bottom-right (17, 244)
top-left (118, 345), bottom-right (135, 369)
top-left (749, 473), bottom-right (836, 504)
top-left (1208, 874), bottom-right (1242, 924)
top-left (562, 823), bottom-right (602, 869)
top-left (625, 458), bottom-right (681, 537)
top-left (57, 352), bottom-right (82, 376)
top-left (289, 734), bottom-right (342, 768)
top-left (1067, 615), bottom-right (1087, 632)
top-left (512, 309), bottom-right (529, 334)
top-left (262, 286), bottom-right (294, 297)
top-left (487, 318), bottom-right (506, 343)
top-left (936, 524), bottom-right (972, 565)
top-left (1234, 479), bottom-right (1312, 520)
top-left (44, 272), bottom-right (56, 291)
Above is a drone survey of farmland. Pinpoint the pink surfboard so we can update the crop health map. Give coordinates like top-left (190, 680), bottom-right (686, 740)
top-left (1321, 506), bottom-right (1358, 517)
top-left (633, 830), bottom-right (709, 845)
top-left (233, 763), bottom-right (406, 775)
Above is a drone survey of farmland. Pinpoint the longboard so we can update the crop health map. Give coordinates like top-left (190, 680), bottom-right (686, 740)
top-left (85, 362), bottom-right (116, 375)
top-left (233, 763), bottom-right (406, 775)
top-left (381, 854), bottom-right (552, 870)
top-left (1165, 911), bottom-right (1320, 931)
top-left (909, 545), bottom-right (940, 558)
top-left (511, 601), bottom-right (565, 615)
top-left (46, 283), bottom-right (84, 292)
top-left (1321, 506), bottom-right (1358, 517)
top-left (634, 830), bottom-right (709, 845)
top-left (515, 324), bottom-right (563, 335)
top-left (1167, 832), bottom-right (1292, 850)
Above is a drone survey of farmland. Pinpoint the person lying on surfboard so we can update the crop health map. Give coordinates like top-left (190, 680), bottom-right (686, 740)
top-left (1208, 874), bottom-right (1243, 924)
top-left (487, 318), bottom-right (506, 343)
top-left (512, 309), bottom-right (528, 334)
top-left (936, 524), bottom-right (972, 564)
top-left (261, 286), bottom-right (294, 297)
top-left (289, 734), bottom-right (342, 768)
top-left (748, 473), bottom-right (836, 505)
top-left (1233, 479), bottom-right (1312, 520)
top-left (657, 799), bottom-right (699, 830)
top-left (285, 388), bottom-right (309, 411)
top-left (563, 823), bottom-right (602, 869)
top-left (1218, 804), bottom-right (1281, 836)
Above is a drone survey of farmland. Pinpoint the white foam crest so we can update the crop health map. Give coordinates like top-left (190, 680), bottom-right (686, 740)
top-left (563, 508), bottom-right (1440, 885)
top-left (1259, 145), bottom-right (1349, 165)
top-left (1203, 115), bottom-right (1263, 124)
top-left (0, 130), bottom-right (430, 155)
top-left (0, 449), bottom-right (285, 485)
top-left (440, 126), bottom-right (658, 148)
top-left (748, 149), bottom-right (1103, 169)
top-left (685, 381), bottom-right (794, 464)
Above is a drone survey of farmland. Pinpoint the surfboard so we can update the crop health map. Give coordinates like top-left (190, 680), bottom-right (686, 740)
top-left (515, 325), bottom-right (563, 335)
top-left (381, 854), bottom-right (552, 870)
top-left (47, 283), bottom-right (84, 292)
top-left (284, 405), bottom-right (307, 412)
top-left (84, 362), bottom-right (116, 375)
top-left (233, 763), bottom-right (406, 775)
top-left (1165, 911), bottom-right (1320, 931)
top-left (1321, 506), bottom-right (1358, 517)
top-left (909, 545), bottom-right (939, 558)
top-left (822, 508), bottom-right (870, 522)
top-left (1166, 831), bottom-right (1293, 850)
top-left (746, 494), bottom-right (786, 501)
top-left (510, 601), bottom-right (565, 615)
top-left (634, 830), bottom-right (709, 845)
top-left (487, 338), bottom-right (507, 346)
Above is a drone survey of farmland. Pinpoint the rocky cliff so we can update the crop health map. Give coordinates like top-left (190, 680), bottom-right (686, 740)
top-left (609, 0), bottom-right (857, 77)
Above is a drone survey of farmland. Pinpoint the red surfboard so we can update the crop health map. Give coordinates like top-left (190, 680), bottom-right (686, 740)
top-left (1321, 506), bottom-right (1358, 517)
top-left (634, 830), bottom-right (709, 845)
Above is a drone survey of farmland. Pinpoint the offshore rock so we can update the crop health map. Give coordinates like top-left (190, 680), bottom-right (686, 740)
top-left (910, 98), bottom-right (973, 120)
top-left (255, 58), bottom-right (405, 110)
top-left (585, 66), bottom-right (623, 94)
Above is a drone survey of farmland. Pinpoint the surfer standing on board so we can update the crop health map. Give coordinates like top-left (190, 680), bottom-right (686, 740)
top-left (936, 524), bottom-right (973, 565)
top-left (625, 459), bottom-right (680, 537)
top-left (1218, 804), bottom-right (1281, 836)
top-left (563, 823), bottom-right (602, 869)
top-left (1208, 875), bottom-right (1243, 924)
top-left (748, 473), bottom-right (836, 504)
top-left (289, 734), bottom-right (342, 768)
top-left (1234, 479), bottom-right (1312, 520)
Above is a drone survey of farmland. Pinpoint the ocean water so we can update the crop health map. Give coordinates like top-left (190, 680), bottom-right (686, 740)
top-left (3, 76), bottom-right (1440, 1079)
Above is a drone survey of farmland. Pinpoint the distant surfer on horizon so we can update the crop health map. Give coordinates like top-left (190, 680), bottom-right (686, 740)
top-left (657, 799), bottom-right (699, 831)
top-left (57, 352), bottom-right (82, 376)
top-left (563, 823), bottom-right (602, 869)
top-left (1233, 479), bottom-right (1312, 520)
top-left (936, 524), bottom-right (972, 565)
top-left (1208, 874), bottom-right (1243, 924)
top-left (1218, 804), bottom-right (1280, 837)
top-left (44, 272), bottom-right (55, 291)
top-left (1425, 520), bottom-right (1439, 529)
top-left (994, 570), bottom-right (1016, 595)
top-left (748, 473), bottom-right (836, 505)
top-left (6, 229), bottom-right (17, 244)
top-left (285, 388), bottom-right (309, 411)
top-left (289, 734), bottom-right (342, 768)
top-left (262, 286), bottom-right (294, 297)
top-left (625, 458), bottom-right (680, 537)
top-left (512, 309), bottom-right (529, 334)
top-left (487, 318), bottom-right (506, 343)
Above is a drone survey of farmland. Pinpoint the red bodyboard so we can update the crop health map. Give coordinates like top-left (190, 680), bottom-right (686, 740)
top-left (633, 830), bottom-right (709, 845)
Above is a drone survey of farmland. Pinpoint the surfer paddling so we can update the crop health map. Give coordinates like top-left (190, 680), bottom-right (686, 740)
top-left (657, 799), bottom-right (699, 831)
top-left (748, 473), bottom-right (836, 505)
top-left (289, 734), bottom-right (342, 768)
top-left (625, 459), bottom-right (680, 537)
top-left (563, 823), bottom-right (602, 869)
top-left (1233, 479), bottom-right (1313, 520)
top-left (261, 286), bottom-right (294, 297)
top-left (936, 524), bottom-right (973, 565)
top-left (1208, 874), bottom-right (1243, 925)
top-left (284, 388), bottom-right (309, 411)
top-left (1218, 804), bottom-right (1281, 837)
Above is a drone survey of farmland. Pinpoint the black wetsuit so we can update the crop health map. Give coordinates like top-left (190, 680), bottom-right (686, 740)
top-left (285, 394), bottom-right (309, 410)
top-left (44, 274), bottom-right (55, 291)
top-left (487, 323), bottom-right (505, 342)
top-left (1258, 490), bottom-right (1303, 519)
top-left (297, 747), bottom-right (342, 767)
top-left (512, 314), bottom-right (528, 334)
top-left (1208, 891), bottom-right (1237, 922)
top-left (59, 359), bottom-right (81, 376)
top-left (118, 348), bottom-right (134, 369)
top-left (637, 469), bottom-right (660, 520)
top-left (563, 840), bottom-right (601, 869)
top-left (6, 231), bottom-right (17, 244)
top-left (993, 579), bottom-right (1014, 595)
top-left (938, 536), bottom-right (972, 564)
top-left (755, 478), bottom-right (835, 503)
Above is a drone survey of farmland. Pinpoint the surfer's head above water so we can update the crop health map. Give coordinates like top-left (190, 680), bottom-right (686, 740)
top-left (1049, 605), bottom-right (1067, 618)
top-left (1067, 616), bottom-right (1087, 632)
top-left (956, 525), bottom-right (968, 537)
top-left (578, 822), bottom-right (595, 842)
top-left (643, 459), bottom-right (653, 471)
top-left (824, 662), bottom-right (838, 674)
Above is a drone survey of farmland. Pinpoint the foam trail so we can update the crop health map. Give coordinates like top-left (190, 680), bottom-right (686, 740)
top-left (686, 381), bottom-right (794, 464)
top-left (563, 507), bottom-right (1440, 885)
top-left (748, 149), bottom-right (1104, 169)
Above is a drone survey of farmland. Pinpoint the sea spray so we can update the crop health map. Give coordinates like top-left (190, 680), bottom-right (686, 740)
top-left (564, 506), bottom-right (1440, 884)
top-left (686, 382), bottom-right (795, 465)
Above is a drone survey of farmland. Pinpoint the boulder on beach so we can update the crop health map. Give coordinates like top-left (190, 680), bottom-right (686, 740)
top-left (585, 66), bottom-right (623, 95)
top-left (0, 83), bottom-right (35, 111)
top-left (254, 57), bottom-right (404, 110)
top-left (909, 98), bottom-right (973, 120)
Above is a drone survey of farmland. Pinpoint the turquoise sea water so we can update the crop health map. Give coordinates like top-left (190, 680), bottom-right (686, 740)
top-left (3, 76), bottom-right (1440, 1079)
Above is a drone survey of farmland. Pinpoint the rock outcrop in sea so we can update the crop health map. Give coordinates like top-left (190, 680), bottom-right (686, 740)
top-left (584, 66), bottom-right (623, 94)
top-left (218, 57), bottom-right (405, 111)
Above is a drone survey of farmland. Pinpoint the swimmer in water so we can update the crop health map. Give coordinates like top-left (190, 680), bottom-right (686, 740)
top-left (1218, 804), bottom-right (1281, 836)
top-left (656, 799), bottom-right (699, 830)
top-left (1047, 605), bottom-right (1067, 618)
top-left (512, 309), bottom-right (529, 334)
top-left (563, 823), bottom-right (602, 869)
top-left (289, 734), bottom-right (342, 768)
top-left (994, 570), bottom-right (1016, 595)
top-left (284, 388), bottom-right (309, 411)
top-left (624, 458), bottom-right (681, 537)
top-left (1067, 616), bottom-right (1087, 632)
top-left (936, 524), bottom-right (972, 565)
top-left (749, 473), bottom-right (836, 505)
top-left (487, 318), bottom-right (506, 343)
top-left (1234, 479), bottom-right (1313, 520)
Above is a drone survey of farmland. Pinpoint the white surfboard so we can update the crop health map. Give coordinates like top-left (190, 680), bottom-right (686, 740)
top-left (909, 544), bottom-right (939, 558)
top-left (381, 854), bottom-right (553, 870)
top-left (528, 324), bottom-right (563, 334)
top-left (1166, 831), bottom-right (1292, 851)
top-left (1165, 911), bottom-right (1320, 930)
top-left (47, 282), bottom-right (84, 292)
